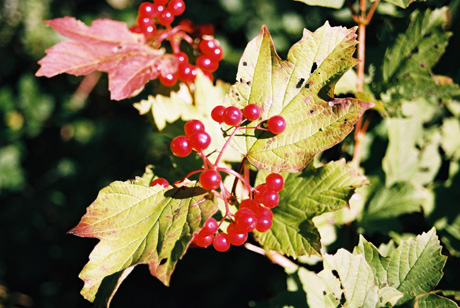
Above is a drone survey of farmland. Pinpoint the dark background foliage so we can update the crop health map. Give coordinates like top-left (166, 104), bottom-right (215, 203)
top-left (0, 0), bottom-right (459, 307)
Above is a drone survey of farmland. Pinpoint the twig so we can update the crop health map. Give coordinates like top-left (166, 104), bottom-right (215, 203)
top-left (244, 243), bottom-right (298, 269)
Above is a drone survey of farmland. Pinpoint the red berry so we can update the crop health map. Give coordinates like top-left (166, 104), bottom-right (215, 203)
top-left (200, 217), bottom-right (218, 236)
top-left (223, 106), bottom-right (243, 126)
top-left (213, 233), bottom-right (230, 252)
top-left (151, 4), bottom-right (165, 16)
top-left (194, 233), bottom-right (213, 247)
top-left (234, 208), bottom-right (257, 233)
top-left (159, 73), bottom-right (177, 87)
top-left (253, 184), bottom-right (267, 203)
top-left (266, 173), bottom-right (284, 192)
top-left (158, 9), bottom-right (174, 26)
top-left (175, 51), bottom-right (189, 66)
top-left (256, 206), bottom-right (273, 220)
top-left (226, 223), bottom-right (248, 246)
top-left (239, 199), bottom-right (259, 212)
top-left (138, 2), bottom-right (155, 18)
top-left (196, 55), bottom-right (219, 73)
top-left (137, 16), bottom-right (154, 31)
top-left (170, 135), bottom-right (192, 157)
top-left (199, 169), bottom-right (221, 190)
top-left (130, 25), bottom-right (142, 33)
top-left (184, 119), bottom-right (205, 137)
top-left (255, 216), bottom-right (272, 232)
top-left (199, 39), bottom-right (219, 55)
top-left (196, 24), bottom-right (215, 36)
top-left (177, 63), bottom-right (197, 83)
top-left (167, 0), bottom-right (185, 16)
top-left (189, 131), bottom-right (211, 152)
top-left (143, 25), bottom-right (157, 38)
top-left (211, 105), bottom-right (226, 123)
top-left (243, 104), bottom-right (261, 121)
top-left (154, 0), bottom-right (168, 5)
top-left (151, 178), bottom-right (169, 188)
top-left (267, 115), bottom-right (286, 134)
top-left (208, 45), bottom-right (224, 62)
top-left (261, 190), bottom-right (279, 208)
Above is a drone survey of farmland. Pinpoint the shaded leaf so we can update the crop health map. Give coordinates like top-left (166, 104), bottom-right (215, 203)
top-left (36, 17), bottom-right (169, 100)
top-left (382, 118), bottom-right (422, 186)
top-left (414, 293), bottom-right (460, 308)
top-left (69, 180), bottom-right (217, 302)
top-left (381, 0), bottom-right (426, 9)
top-left (254, 159), bottom-right (368, 258)
top-left (226, 24), bottom-right (373, 172)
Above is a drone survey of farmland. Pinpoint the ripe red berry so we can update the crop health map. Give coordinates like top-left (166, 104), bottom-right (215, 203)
top-left (256, 206), bottom-right (273, 220)
top-left (255, 216), bottom-right (272, 232)
top-left (234, 208), bottom-right (257, 233)
top-left (151, 178), bottom-right (169, 188)
top-left (159, 73), bottom-right (177, 87)
top-left (267, 115), bottom-right (286, 134)
top-left (167, 0), bottom-right (185, 16)
top-left (194, 233), bottom-right (213, 247)
top-left (239, 199), bottom-right (259, 212)
top-left (137, 16), bottom-right (154, 31)
top-left (223, 106), bottom-right (243, 126)
top-left (261, 190), bottom-right (279, 208)
top-left (130, 25), bottom-right (142, 33)
top-left (177, 63), bottom-right (197, 83)
top-left (138, 2), bottom-right (155, 18)
top-left (226, 223), bottom-right (248, 246)
top-left (154, 0), bottom-right (168, 5)
top-left (199, 39), bottom-right (219, 55)
top-left (196, 55), bottom-right (219, 73)
top-left (199, 169), bottom-right (222, 190)
top-left (158, 9), bottom-right (174, 26)
top-left (243, 104), bottom-right (261, 121)
top-left (184, 119), bottom-right (205, 137)
top-left (253, 184), bottom-right (267, 204)
top-left (200, 217), bottom-right (218, 236)
top-left (151, 4), bottom-right (165, 16)
top-left (175, 51), bottom-right (189, 66)
top-left (211, 105), bottom-right (226, 123)
top-left (170, 135), bottom-right (192, 157)
top-left (213, 233), bottom-right (230, 252)
top-left (266, 173), bottom-right (284, 192)
top-left (189, 131), bottom-right (212, 152)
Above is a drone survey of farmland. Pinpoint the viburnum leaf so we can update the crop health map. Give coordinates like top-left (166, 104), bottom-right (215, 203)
top-left (413, 293), bottom-right (460, 308)
top-left (69, 178), bottom-right (217, 303)
top-left (36, 17), bottom-right (173, 100)
top-left (225, 24), bottom-right (373, 172)
top-left (253, 159), bottom-right (368, 258)
top-left (379, 0), bottom-right (426, 9)
top-left (387, 228), bottom-right (447, 305)
top-left (293, 0), bottom-right (345, 9)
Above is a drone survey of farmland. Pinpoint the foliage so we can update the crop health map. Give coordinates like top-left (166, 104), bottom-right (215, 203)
top-left (1, 0), bottom-right (460, 307)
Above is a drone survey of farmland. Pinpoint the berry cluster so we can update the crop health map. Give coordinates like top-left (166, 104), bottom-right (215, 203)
top-left (211, 103), bottom-right (287, 134)
top-left (130, 1), bottom-right (224, 86)
top-left (152, 106), bottom-right (288, 252)
top-left (192, 172), bottom-right (284, 252)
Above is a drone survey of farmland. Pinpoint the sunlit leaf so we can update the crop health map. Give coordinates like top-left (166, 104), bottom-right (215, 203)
top-left (69, 180), bottom-right (217, 303)
top-left (380, 0), bottom-right (426, 9)
top-left (254, 159), bottom-right (368, 257)
top-left (294, 0), bottom-right (345, 9)
top-left (226, 24), bottom-right (373, 172)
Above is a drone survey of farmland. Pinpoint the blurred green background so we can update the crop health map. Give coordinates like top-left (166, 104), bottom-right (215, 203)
top-left (0, 0), bottom-right (459, 307)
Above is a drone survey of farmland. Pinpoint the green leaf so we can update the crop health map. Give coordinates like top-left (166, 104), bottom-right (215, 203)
top-left (381, 0), bottom-right (426, 9)
top-left (382, 8), bottom-right (450, 85)
top-left (441, 118), bottom-right (460, 160)
top-left (353, 236), bottom-right (389, 286)
top-left (69, 180), bottom-right (217, 303)
top-left (293, 0), bottom-right (345, 9)
top-left (382, 118), bottom-right (422, 186)
top-left (254, 159), bottom-right (368, 258)
top-left (413, 293), bottom-right (460, 308)
top-left (323, 249), bottom-right (378, 308)
top-left (226, 24), bottom-right (373, 172)
top-left (298, 267), bottom-right (342, 308)
top-left (359, 178), bottom-right (430, 234)
top-left (387, 228), bottom-right (447, 305)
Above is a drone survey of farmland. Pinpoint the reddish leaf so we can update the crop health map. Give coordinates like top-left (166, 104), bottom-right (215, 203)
top-left (36, 17), bottom-right (174, 100)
